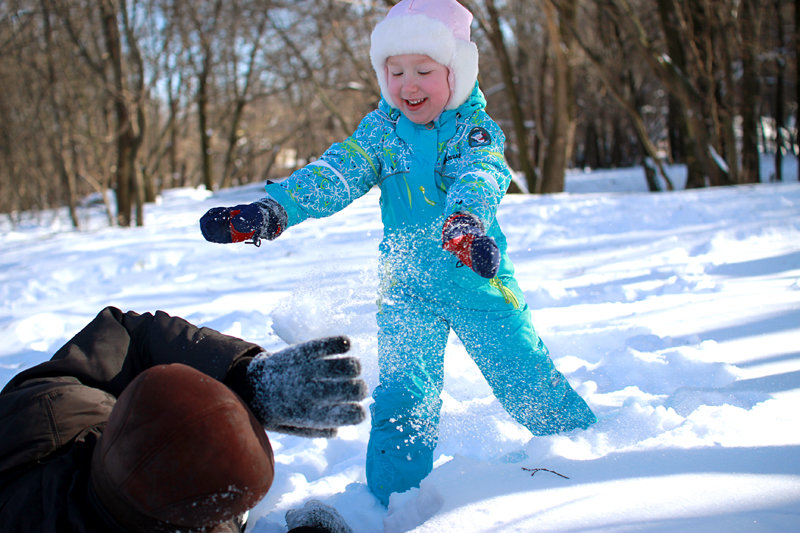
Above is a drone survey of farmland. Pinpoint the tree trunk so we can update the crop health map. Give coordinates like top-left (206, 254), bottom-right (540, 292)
top-left (714, 9), bottom-right (740, 185)
top-left (100, 0), bottom-right (134, 226)
top-left (41, 0), bottom-right (80, 228)
top-left (540, 0), bottom-right (576, 194)
top-left (198, 52), bottom-right (214, 191)
top-left (666, 95), bottom-right (684, 164)
top-left (469, 0), bottom-right (537, 192)
top-left (582, 120), bottom-right (600, 169)
top-left (740, 0), bottom-right (762, 184)
top-left (168, 78), bottom-right (180, 189)
top-left (796, 0), bottom-right (800, 181)
top-left (773, 0), bottom-right (785, 182)
top-left (655, 0), bottom-right (704, 187)
top-left (220, 15), bottom-right (266, 189)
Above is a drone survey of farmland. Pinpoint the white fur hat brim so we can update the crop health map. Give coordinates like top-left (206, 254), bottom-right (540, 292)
top-left (370, 14), bottom-right (479, 111)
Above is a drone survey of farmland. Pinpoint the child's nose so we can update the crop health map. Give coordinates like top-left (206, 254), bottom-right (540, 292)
top-left (403, 78), bottom-right (420, 93)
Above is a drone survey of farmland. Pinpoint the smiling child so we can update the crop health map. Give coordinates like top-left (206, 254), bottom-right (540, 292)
top-left (200, 0), bottom-right (596, 506)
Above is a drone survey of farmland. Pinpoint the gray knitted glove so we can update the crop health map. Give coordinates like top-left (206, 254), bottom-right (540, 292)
top-left (286, 500), bottom-right (353, 533)
top-left (246, 336), bottom-right (367, 438)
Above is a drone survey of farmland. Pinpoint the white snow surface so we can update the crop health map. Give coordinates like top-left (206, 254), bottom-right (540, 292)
top-left (2, 160), bottom-right (799, 532)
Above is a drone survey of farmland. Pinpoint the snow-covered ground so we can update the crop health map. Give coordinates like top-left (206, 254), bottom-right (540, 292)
top-left (1, 159), bottom-right (799, 532)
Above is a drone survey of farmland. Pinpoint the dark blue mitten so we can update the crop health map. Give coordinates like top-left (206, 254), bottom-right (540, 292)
top-left (200, 198), bottom-right (287, 245)
top-left (442, 212), bottom-right (500, 278)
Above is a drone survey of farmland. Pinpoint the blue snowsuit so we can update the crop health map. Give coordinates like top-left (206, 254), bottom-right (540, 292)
top-left (263, 84), bottom-right (596, 505)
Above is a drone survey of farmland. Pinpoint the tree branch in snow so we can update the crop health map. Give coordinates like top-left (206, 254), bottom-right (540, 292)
top-left (522, 467), bottom-right (570, 479)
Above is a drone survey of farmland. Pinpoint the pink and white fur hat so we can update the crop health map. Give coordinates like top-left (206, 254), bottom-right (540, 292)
top-left (370, 0), bottom-right (479, 111)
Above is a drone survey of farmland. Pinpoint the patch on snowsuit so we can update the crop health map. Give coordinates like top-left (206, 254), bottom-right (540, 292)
top-left (468, 127), bottom-right (491, 147)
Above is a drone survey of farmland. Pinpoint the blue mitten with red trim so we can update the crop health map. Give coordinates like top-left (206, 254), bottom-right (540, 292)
top-left (200, 198), bottom-right (287, 245)
top-left (442, 212), bottom-right (500, 279)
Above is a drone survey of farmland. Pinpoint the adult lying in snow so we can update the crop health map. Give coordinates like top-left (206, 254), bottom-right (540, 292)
top-left (0, 306), bottom-right (364, 532)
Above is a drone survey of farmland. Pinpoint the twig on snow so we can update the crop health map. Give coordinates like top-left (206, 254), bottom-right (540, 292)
top-left (522, 467), bottom-right (570, 479)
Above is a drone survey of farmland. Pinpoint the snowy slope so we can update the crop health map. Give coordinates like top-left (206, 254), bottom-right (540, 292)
top-left (1, 162), bottom-right (799, 532)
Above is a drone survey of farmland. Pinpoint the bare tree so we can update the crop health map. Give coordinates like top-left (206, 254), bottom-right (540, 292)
top-left (99, 0), bottom-right (146, 226)
top-left (218, 4), bottom-right (271, 189)
top-left (796, 0), bottom-right (800, 182)
top-left (538, 0), bottom-right (577, 193)
top-left (771, 0), bottom-right (787, 182)
top-left (466, 0), bottom-right (538, 192)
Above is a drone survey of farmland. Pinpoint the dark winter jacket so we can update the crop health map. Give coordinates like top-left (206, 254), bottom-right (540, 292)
top-left (0, 306), bottom-right (263, 533)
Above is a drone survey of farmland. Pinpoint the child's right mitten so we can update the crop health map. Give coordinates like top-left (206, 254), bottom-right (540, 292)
top-left (200, 198), bottom-right (287, 245)
top-left (243, 336), bottom-right (367, 438)
top-left (442, 211), bottom-right (500, 278)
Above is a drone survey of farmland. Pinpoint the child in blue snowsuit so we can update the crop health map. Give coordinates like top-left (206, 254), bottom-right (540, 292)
top-left (200, 0), bottom-right (596, 506)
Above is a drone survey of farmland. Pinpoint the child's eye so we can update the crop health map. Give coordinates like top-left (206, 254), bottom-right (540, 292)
top-left (390, 71), bottom-right (402, 77)
top-left (418, 71), bottom-right (431, 76)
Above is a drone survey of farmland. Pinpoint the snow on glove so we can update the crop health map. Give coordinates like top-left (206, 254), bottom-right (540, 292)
top-left (285, 500), bottom-right (353, 533)
top-left (246, 336), bottom-right (367, 438)
top-left (442, 211), bottom-right (500, 278)
top-left (199, 197), bottom-right (287, 245)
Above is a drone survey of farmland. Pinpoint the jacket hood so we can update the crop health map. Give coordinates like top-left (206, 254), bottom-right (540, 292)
top-left (370, 0), bottom-right (479, 111)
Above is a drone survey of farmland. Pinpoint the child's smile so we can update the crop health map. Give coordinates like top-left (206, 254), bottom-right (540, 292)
top-left (386, 54), bottom-right (451, 124)
top-left (404, 97), bottom-right (428, 114)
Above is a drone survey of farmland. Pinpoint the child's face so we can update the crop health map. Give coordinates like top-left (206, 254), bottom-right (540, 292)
top-left (386, 54), bottom-right (450, 125)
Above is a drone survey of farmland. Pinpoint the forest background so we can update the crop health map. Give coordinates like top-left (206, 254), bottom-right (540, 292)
top-left (1, 0), bottom-right (796, 228)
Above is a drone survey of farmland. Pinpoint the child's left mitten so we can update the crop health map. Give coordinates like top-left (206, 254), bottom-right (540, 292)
top-left (442, 211), bottom-right (500, 278)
